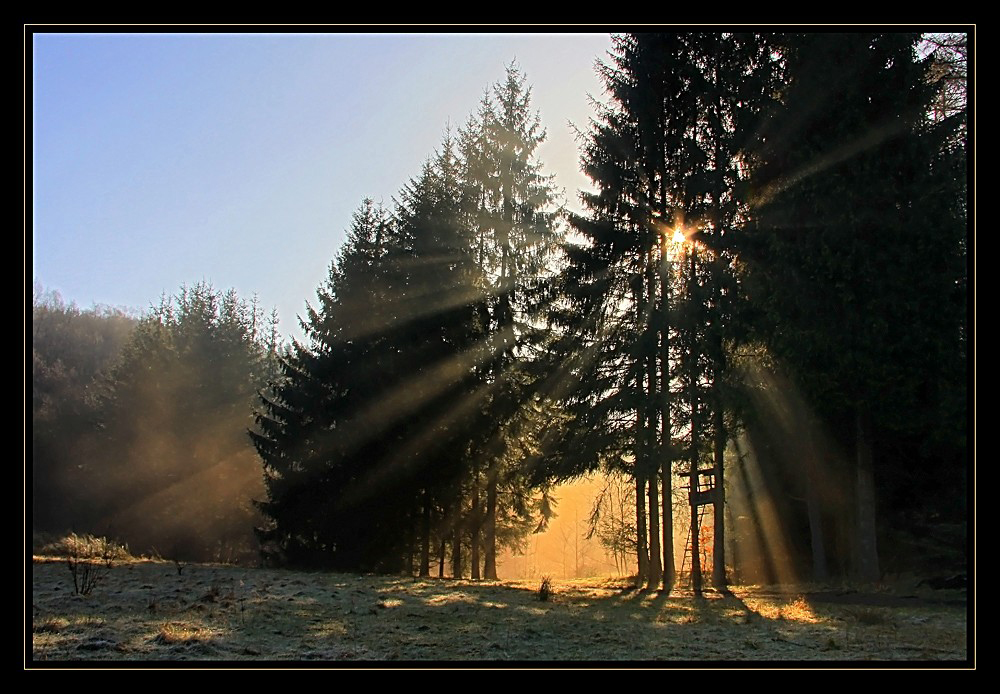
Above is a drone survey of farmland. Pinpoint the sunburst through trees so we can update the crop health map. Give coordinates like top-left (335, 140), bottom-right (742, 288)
top-left (252, 64), bottom-right (562, 575)
top-left (250, 33), bottom-right (966, 585)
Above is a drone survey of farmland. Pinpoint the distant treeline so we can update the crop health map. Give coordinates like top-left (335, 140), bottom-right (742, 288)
top-left (32, 283), bottom-right (281, 563)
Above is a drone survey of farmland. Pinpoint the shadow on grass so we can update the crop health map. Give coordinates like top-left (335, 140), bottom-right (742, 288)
top-left (31, 561), bottom-right (970, 663)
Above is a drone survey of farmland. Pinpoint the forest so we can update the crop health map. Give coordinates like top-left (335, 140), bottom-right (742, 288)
top-left (31, 32), bottom-right (969, 662)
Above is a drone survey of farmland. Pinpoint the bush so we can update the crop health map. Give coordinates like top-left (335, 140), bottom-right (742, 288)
top-left (46, 534), bottom-right (129, 596)
top-left (67, 555), bottom-right (111, 596)
top-left (40, 533), bottom-right (132, 561)
top-left (537, 576), bottom-right (553, 602)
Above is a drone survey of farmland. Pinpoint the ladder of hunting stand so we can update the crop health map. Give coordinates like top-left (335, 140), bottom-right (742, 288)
top-left (678, 467), bottom-right (716, 585)
top-left (679, 503), bottom-right (712, 581)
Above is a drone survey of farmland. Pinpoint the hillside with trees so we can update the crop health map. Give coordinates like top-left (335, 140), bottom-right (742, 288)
top-left (32, 282), bottom-right (280, 563)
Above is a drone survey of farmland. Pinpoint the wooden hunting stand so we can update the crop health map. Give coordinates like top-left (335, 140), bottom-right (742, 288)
top-left (679, 467), bottom-right (717, 592)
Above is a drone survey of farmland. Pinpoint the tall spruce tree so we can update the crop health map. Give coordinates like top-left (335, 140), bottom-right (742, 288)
top-left (254, 67), bottom-right (560, 577)
top-left (459, 64), bottom-right (560, 580)
top-left (677, 32), bottom-right (783, 589)
top-left (254, 125), bottom-right (528, 572)
top-left (391, 135), bottom-right (491, 576)
top-left (548, 33), bottom-right (781, 591)
top-left (253, 199), bottom-right (412, 569)
top-left (456, 94), bottom-right (496, 579)
top-left (548, 33), bottom-right (688, 589)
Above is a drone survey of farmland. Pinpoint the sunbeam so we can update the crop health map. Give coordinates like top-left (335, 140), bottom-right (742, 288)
top-left (750, 119), bottom-right (907, 210)
top-left (729, 358), bottom-right (855, 587)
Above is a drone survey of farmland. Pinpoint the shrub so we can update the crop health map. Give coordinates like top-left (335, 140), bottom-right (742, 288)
top-left (64, 535), bottom-right (122, 595)
top-left (537, 576), bottom-right (553, 602)
top-left (42, 533), bottom-right (131, 561)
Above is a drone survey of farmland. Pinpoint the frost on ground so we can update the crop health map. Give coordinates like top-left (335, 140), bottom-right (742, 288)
top-left (29, 558), bottom-right (968, 663)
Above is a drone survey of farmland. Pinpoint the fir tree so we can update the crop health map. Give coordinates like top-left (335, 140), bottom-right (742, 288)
top-left (459, 63), bottom-right (561, 580)
top-left (253, 199), bottom-right (410, 569)
top-left (548, 33), bottom-right (780, 591)
top-left (254, 67), bottom-right (561, 576)
top-left (96, 282), bottom-right (277, 562)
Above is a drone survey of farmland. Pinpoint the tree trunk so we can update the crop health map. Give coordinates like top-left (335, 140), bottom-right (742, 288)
top-left (854, 407), bottom-right (879, 582)
top-left (804, 425), bottom-right (829, 582)
top-left (471, 464), bottom-right (481, 580)
top-left (645, 368), bottom-right (661, 589)
top-left (452, 515), bottom-right (463, 579)
top-left (484, 466), bottom-right (498, 580)
top-left (688, 247), bottom-right (703, 595)
top-left (419, 491), bottom-right (431, 577)
top-left (660, 232), bottom-right (675, 592)
top-left (725, 501), bottom-right (740, 584)
top-left (805, 478), bottom-right (829, 582)
top-left (661, 461), bottom-right (674, 591)
top-left (406, 522), bottom-right (415, 576)
top-left (712, 404), bottom-right (727, 589)
top-left (635, 473), bottom-right (648, 586)
top-left (632, 269), bottom-right (649, 589)
top-left (438, 537), bottom-right (446, 578)
top-left (709, 46), bottom-right (728, 592)
top-left (689, 469), bottom-right (703, 594)
top-left (645, 254), bottom-right (662, 591)
top-left (647, 464), bottom-right (662, 590)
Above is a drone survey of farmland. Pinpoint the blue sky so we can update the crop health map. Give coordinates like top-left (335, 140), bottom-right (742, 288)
top-left (31, 32), bottom-right (614, 341)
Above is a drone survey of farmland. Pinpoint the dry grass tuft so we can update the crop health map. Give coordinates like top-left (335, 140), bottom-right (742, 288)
top-left (846, 606), bottom-right (894, 626)
top-left (737, 594), bottom-right (820, 624)
top-left (34, 617), bottom-right (71, 633)
top-left (780, 596), bottom-right (820, 623)
top-left (155, 621), bottom-right (215, 645)
top-left (41, 533), bottom-right (132, 561)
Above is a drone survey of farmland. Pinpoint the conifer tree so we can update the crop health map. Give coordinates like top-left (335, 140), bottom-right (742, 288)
top-left (549, 33), bottom-right (781, 591)
top-left (95, 282), bottom-right (277, 562)
top-left (548, 34), bottom-right (679, 588)
top-left (253, 199), bottom-right (409, 569)
top-left (254, 135), bottom-right (500, 572)
top-left (392, 134), bottom-right (491, 575)
top-left (254, 67), bottom-right (560, 576)
top-left (459, 64), bottom-right (560, 580)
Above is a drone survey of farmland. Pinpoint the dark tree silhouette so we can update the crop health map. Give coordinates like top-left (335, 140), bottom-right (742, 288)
top-left (739, 32), bottom-right (968, 581)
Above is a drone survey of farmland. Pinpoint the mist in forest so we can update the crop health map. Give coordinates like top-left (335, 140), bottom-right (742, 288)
top-left (32, 283), bottom-right (276, 564)
top-left (497, 477), bottom-right (622, 579)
